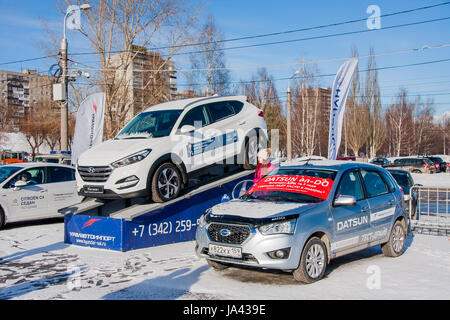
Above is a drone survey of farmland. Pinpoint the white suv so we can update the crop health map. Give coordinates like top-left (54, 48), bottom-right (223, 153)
top-left (76, 96), bottom-right (267, 202)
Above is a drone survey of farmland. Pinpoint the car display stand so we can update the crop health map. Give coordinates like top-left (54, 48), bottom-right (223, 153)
top-left (63, 170), bottom-right (253, 251)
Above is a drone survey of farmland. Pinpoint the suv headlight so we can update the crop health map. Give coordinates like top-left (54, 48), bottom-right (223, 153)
top-left (111, 149), bottom-right (151, 168)
top-left (259, 219), bottom-right (297, 235)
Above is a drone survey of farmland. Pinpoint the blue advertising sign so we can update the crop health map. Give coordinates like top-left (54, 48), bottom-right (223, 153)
top-left (64, 172), bottom-right (253, 251)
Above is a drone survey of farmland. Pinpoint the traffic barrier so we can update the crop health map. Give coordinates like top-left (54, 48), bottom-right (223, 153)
top-left (64, 170), bottom-right (254, 251)
top-left (409, 186), bottom-right (450, 233)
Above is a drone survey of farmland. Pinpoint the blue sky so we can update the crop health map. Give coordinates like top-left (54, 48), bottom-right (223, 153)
top-left (1, 0), bottom-right (449, 115)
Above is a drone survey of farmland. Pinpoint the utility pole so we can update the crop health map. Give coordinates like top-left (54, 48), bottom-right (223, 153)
top-left (286, 70), bottom-right (299, 161)
top-left (286, 86), bottom-right (292, 161)
top-left (60, 36), bottom-right (69, 152)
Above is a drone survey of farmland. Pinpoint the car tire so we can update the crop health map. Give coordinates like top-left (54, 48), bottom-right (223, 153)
top-left (151, 162), bottom-right (182, 203)
top-left (0, 208), bottom-right (4, 229)
top-left (293, 237), bottom-right (328, 283)
top-left (381, 220), bottom-right (407, 257)
top-left (412, 169), bottom-right (421, 174)
top-left (206, 259), bottom-right (230, 270)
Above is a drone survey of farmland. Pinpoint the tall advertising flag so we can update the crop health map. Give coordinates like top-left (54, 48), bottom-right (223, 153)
top-left (327, 58), bottom-right (358, 160)
top-left (71, 93), bottom-right (106, 165)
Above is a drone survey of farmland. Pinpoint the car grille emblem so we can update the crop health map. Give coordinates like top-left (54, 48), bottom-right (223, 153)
top-left (88, 167), bottom-right (96, 173)
top-left (220, 228), bottom-right (231, 237)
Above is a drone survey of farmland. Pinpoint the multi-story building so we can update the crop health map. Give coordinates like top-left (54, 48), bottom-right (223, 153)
top-left (0, 69), bottom-right (57, 131)
top-left (109, 45), bottom-right (177, 123)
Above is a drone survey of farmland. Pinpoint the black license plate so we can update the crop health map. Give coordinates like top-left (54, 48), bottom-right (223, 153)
top-left (84, 185), bottom-right (104, 194)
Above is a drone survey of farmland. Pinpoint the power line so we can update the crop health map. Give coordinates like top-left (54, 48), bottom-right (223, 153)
top-left (1, 2), bottom-right (449, 66)
top-left (67, 43), bottom-right (450, 73)
top-left (171, 16), bottom-right (450, 56)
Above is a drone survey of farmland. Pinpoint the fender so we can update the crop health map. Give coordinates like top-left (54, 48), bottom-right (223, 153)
top-left (146, 153), bottom-right (188, 190)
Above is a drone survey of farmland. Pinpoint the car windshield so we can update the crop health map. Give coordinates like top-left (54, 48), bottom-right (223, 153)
top-left (0, 166), bottom-right (22, 184)
top-left (429, 157), bottom-right (443, 163)
top-left (241, 168), bottom-right (337, 203)
top-left (389, 172), bottom-right (410, 189)
top-left (116, 110), bottom-right (183, 139)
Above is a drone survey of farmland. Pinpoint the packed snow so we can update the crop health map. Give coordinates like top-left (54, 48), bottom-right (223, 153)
top-left (0, 170), bottom-right (448, 300)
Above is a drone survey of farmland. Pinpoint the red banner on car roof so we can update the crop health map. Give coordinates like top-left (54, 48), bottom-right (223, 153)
top-left (247, 175), bottom-right (334, 200)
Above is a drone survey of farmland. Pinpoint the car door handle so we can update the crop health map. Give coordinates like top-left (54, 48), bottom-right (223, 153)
top-left (361, 207), bottom-right (369, 213)
top-left (40, 189), bottom-right (48, 193)
top-left (238, 120), bottom-right (246, 125)
top-left (388, 200), bottom-right (395, 206)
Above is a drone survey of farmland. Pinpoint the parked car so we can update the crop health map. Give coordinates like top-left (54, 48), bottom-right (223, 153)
top-left (370, 157), bottom-right (391, 167)
top-left (36, 153), bottom-right (72, 165)
top-left (387, 158), bottom-right (436, 174)
top-left (387, 169), bottom-right (420, 219)
top-left (76, 96), bottom-right (268, 202)
top-left (422, 156), bottom-right (447, 172)
top-left (195, 161), bottom-right (408, 283)
top-left (0, 163), bottom-right (82, 228)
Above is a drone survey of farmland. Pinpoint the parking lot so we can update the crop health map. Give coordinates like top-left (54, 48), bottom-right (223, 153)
top-left (0, 217), bottom-right (448, 300)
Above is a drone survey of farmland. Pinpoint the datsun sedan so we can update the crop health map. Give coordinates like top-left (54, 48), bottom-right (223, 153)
top-left (195, 160), bottom-right (408, 283)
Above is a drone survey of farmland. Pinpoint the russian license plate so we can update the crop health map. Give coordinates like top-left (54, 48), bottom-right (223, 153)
top-left (208, 244), bottom-right (242, 259)
top-left (84, 185), bottom-right (104, 194)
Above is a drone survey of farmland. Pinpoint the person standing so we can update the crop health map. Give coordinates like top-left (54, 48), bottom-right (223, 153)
top-left (253, 148), bottom-right (275, 184)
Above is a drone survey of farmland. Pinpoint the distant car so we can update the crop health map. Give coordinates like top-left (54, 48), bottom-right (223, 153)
top-left (36, 153), bottom-right (72, 165)
top-left (422, 156), bottom-right (447, 173)
top-left (388, 169), bottom-right (420, 219)
top-left (336, 156), bottom-right (356, 161)
top-left (196, 161), bottom-right (408, 283)
top-left (370, 157), bottom-right (391, 167)
top-left (388, 158), bottom-right (436, 174)
top-left (0, 163), bottom-right (82, 228)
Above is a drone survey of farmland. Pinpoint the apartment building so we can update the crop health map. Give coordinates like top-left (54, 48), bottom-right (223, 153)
top-left (0, 69), bottom-right (57, 131)
top-left (108, 45), bottom-right (177, 123)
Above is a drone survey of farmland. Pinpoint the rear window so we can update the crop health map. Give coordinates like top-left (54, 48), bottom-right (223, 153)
top-left (360, 170), bottom-right (389, 198)
top-left (206, 101), bottom-right (235, 122)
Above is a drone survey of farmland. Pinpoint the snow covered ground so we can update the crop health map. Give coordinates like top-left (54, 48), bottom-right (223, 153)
top-left (0, 171), bottom-right (449, 300)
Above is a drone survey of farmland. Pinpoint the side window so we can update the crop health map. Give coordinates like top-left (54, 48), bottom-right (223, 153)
top-left (47, 167), bottom-right (75, 183)
top-left (206, 101), bottom-right (235, 123)
top-left (336, 170), bottom-right (364, 201)
top-left (360, 170), bottom-right (388, 198)
top-left (178, 106), bottom-right (208, 129)
top-left (380, 171), bottom-right (396, 192)
top-left (8, 168), bottom-right (45, 187)
top-left (230, 101), bottom-right (244, 114)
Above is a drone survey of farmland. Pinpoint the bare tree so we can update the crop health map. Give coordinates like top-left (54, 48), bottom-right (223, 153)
top-left (385, 89), bottom-right (414, 156)
top-left (240, 69), bottom-right (285, 153)
top-left (44, 0), bottom-right (201, 139)
top-left (186, 14), bottom-right (231, 96)
top-left (344, 47), bottom-right (369, 157)
top-left (363, 48), bottom-right (385, 158)
top-left (291, 64), bottom-right (322, 156)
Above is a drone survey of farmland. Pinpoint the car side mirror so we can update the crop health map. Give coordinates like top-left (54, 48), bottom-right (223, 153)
top-left (334, 195), bottom-right (356, 207)
top-left (14, 180), bottom-right (27, 190)
top-left (179, 125), bottom-right (195, 134)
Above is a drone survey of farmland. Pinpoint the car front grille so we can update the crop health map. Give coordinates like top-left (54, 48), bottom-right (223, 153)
top-left (78, 166), bottom-right (112, 182)
top-left (207, 223), bottom-right (251, 245)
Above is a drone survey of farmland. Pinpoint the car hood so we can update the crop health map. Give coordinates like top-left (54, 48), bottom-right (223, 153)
top-left (209, 199), bottom-right (319, 220)
top-left (77, 137), bottom-right (169, 165)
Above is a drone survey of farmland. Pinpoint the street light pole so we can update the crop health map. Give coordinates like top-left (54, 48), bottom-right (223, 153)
top-left (286, 70), bottom-right (300, 161)
top-left (60, 4), bottom-right (91, 152)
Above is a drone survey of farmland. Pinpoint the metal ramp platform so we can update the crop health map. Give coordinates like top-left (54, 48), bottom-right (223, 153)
top-left (63, 169), bottom-right (253, 251)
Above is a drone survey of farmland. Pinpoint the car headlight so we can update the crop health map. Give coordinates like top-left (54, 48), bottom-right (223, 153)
top-left (111, 149), bottom-right (151, 168)
top-left (259, 219), bottom-right (297, 235)
top-left (198, 209), bottom-right (211, 227)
